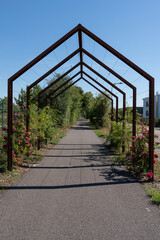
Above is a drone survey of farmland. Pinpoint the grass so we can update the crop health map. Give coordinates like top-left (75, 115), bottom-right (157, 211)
top-left (144, 185), bottom-right (160, 205)
top-left (50, 127), bottom-right (67, 145)
top-left (93, 127), bottom-right (110, 139)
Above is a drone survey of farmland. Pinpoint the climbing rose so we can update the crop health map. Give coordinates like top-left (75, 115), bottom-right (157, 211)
top-left (13, 154), bottom-right (16, 158)
top-left (2, 127), bottom-right (6, 131)
top-left (28, 151), bottom-right (31, 155)
top-left (154, 153), bottom-right (159, 158)
top-left (20, 148), bottom-right (23, 152)
top-left (132, 156), bottom-right (135, 161)
top-left (132, 136), bottom-right (135, 139)
top-left (130, 146), bottom-right (133, 149)
top-left (147, 172), bottom-right (153, 179)
top-left (4, 136), bottom-right (7, 140)
top-left (21, 105), bottom-right (24, 109)
top-left (17, 161), bottom-right (20, 165)
top-left (154, 159), bottom-right (157, 163)
top-left (13, 127), bottom-right (16, 130)
top-left (18, 139), bottom-right (21, 142)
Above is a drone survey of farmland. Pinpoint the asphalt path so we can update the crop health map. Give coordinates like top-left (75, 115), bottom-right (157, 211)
top-left (0, 118), bottom-right (160, 240)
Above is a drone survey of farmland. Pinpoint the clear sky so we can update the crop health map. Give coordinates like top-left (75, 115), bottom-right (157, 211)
top-left (0, 0), bottom-right (160, 108)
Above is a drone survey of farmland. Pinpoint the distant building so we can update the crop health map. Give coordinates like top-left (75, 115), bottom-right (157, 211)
top-left (143, 92), bottom-right (160, 119)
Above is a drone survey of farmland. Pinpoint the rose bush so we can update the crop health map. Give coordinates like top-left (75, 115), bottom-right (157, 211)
top-left (2, 109), bottom-right (34, 166)
top-left (125, 121), bottom-right (159, 178)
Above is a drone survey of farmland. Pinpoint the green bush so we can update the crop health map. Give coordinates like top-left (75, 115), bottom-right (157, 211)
top-left (155, 118), bottom-right (160, 127)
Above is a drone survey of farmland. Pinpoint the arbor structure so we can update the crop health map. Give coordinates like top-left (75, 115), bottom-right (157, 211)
top-left (7, 24), bottom-right (154, 179)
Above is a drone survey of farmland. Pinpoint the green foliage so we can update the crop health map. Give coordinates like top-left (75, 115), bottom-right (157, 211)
top-left (89, 93), bottom-right (110, 128)
top-left (107, 121), bottom-right (124, 151)
top-left (155, 118), bottom-right (160, 127)
top-left (82, 92), bottom-right (95, 119)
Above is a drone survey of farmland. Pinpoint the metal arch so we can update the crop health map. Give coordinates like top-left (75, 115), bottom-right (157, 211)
top-left (7, 24), bottom-right (154, 180)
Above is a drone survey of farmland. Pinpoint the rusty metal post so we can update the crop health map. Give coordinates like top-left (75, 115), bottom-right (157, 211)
top-left (26, 86), bottom-right (30, 131)
top-left (122, 93), bottom-right (126, 152)
top-left (7, 80), bottom-right (13, 170)
top-left (111, 99), bottom-right (114, 121)
top-left (116, 97), bottom-right (118, 122)
top-left (133, 88), bottom-right (137, 137)
top-left (149, 79), bottom-right (154, 180)
top-left (37, 94), bottom-right (41, 150)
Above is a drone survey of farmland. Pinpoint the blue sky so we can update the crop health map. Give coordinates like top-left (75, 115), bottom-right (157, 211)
top-left (0, 0), bottom-right (160, 107)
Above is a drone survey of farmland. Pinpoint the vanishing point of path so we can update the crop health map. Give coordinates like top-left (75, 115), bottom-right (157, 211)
top-left (0, 119), bottom-right (160, 240)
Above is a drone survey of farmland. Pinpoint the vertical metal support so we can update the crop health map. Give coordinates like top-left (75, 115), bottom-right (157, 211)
top-left (122, 93), bottom-right (126, 153)
top-left (111, 99), bottom-right (113, 121)
top-left (149, 79), bottom-right (154, 180)
top-left (116, 98), bottom-right (118, 122)
top-left (7, 80), bottom-right (13, 170)
top-left (133, 88), bottom-right (136, 137)
top-left (37, 93), bottom-right (41, 150)
top-left (26, 87), bottom-right (30, 131)
top-left (78, 30), bottom-right (83, 78)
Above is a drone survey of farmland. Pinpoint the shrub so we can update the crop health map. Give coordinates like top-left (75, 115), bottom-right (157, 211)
top-left (124, 121), bottom-right (159, 178)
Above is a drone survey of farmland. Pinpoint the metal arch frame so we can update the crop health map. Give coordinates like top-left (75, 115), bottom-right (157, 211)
top-left (7, 24), bottom-right (154, 180)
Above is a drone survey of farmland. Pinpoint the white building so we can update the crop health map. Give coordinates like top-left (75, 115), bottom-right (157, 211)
top-left (143, 92), bottom-right (160, 119)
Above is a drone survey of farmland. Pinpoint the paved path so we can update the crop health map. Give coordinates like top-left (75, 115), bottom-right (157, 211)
top-left (0, 119), bottom-right (160, 240)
